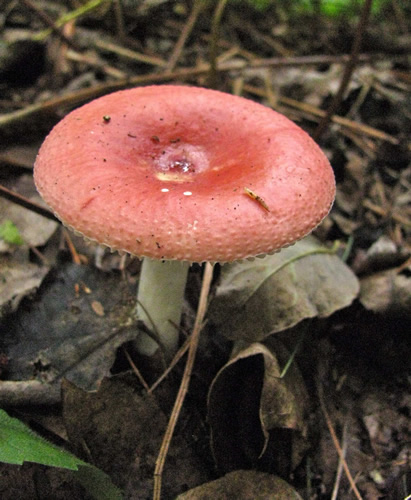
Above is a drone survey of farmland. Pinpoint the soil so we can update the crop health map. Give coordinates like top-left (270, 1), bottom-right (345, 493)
top-left (0, 1), bottom-right (410, 499)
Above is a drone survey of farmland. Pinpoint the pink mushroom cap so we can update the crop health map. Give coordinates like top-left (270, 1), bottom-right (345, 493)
top-left (34, 85), bottom-right (335, 262)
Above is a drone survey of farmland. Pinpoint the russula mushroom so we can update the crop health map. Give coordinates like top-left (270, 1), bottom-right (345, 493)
top-left (34, 85), bottom-right (335, 358)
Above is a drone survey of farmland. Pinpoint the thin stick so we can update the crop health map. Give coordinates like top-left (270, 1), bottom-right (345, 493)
top-left (148, 336), bottom-right (190, 394)
top-left (208, 0), bottom-right (229, 88)
top-left (391, 0), bottom-right (408, 35)
top-left (313, 0), bottom-right (374, 140)
top-left (94, 39), bottom-right (167, 68)
top-left (123, 347), bottom-right (150, 392)
top-left (331, 421), bottom-right (348, 500)
top-left (153, 262), bottom-right (214, 500)
top-left (63, 229), bottom-right (82, 265)
top-left (0, 381), bottom-right (61, 406)
top-left (243, 84), bottom-right (400, 146)
top-left (32, 0), bottom-right (108, 42)
top-left (0, 183), bottom-right (58, 222)
top-left (0, 53), bottom-right (399, 132)
top-left (165, 0), bottom-right (204, 72)
top-left (20, 0), bottom-right (81, 50)
top-left (113, 0), bottom-right (126, 40)
top-left (362, 199), bottom-right (411, 227)
top-left (318, 389), bottom-right (363, 500)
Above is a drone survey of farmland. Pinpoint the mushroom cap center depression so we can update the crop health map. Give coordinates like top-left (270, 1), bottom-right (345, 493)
top-left (34, 86), bottom-right (335, 262)
top-left (154, 143), bottom-right (208, 181)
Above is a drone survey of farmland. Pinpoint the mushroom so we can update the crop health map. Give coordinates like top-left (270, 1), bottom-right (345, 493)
top-left (34, 85), bottom-right (335, 359)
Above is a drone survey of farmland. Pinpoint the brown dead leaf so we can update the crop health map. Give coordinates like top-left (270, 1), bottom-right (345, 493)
top-left (360, 269), bottom-right (411, 316)
top-left (210, 236), bottom-right (359, 342)
top-left (208, 340), bottom-right (309, 476)
top-left (0, 255), bottom-right (49, 317)
top-left (62, 376), bottom-right (208, 498)
top-left (177, 470), bottom-right (303, 499)
top-left (0, 175), bottom-right (58, 249)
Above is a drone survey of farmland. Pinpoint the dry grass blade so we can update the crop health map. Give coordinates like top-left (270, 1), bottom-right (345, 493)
top-left (331, 421), bottom-right (348, 500)
top-left (63, 229), bottom-right (82, 265)
top-left (314, 0), bottom-right (374, 140)
top-left (243, 84), bottom-right (401, 146)
top-left (123, 347), bottom-right (150, 393)
top-left (148, 336), bottom-right (191, 394)
top-left (20, 0), bottom-right (80, 50)
top-left (153, 262), bottom-right (214, 500)
top-left (208, 0), bottom-right (229, 88)
top-left (166, 0), bottom-right (205, 72)
top-left (318, 389), bottom-right (363, 500)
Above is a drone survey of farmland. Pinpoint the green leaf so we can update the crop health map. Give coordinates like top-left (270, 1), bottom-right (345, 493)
top-left (74, 465), bottom-right (124, 500)
top-left (0, 408), bottom-right (79, 469)
top-left (0, 409), bottom-right (123, 499)
top-left (296, 0), bottom-right (387, 17)
top-left (246, 0), bottom-right (273, 10)
top-left (0, 220), bottom-right (24, 245)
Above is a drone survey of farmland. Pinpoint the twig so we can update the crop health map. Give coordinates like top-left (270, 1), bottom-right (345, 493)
top-left (318, 388), bottom-right (363, 500)
top-left (113, 0), bottom-right (126, 40)
top-left (0, 183), bottom-right (58, 222)
top-left (313, 0), bottom-right (374, 140)
top-left (229, 12), bottom-right (293, 57)
top-left (123, 347), bottom-right (150, 392)
top-left (153, 262), bottom-right (214, 500)
top-left (20, 0), bottom-right (81, 51)
top-left (0, 52), bottom-right (401, 133)
top-left (165, 0), bottom-right (205, 72)
top-left (362, 199), bottom-right (411, 227)
top-left (66, 49), bottom-right (127, 79)
top-left (94, 39), bottom-right (167, 68)
top-left (63, 229), bottom-right (82, 265)
top-left (391, 0), bottom-right (408, 35)
top-left (208, 0), bottom-right (229, 88)
top-left (0, 381), bottom-right (61, 406)
top-left (331, 421), bottom-right (349, 500)
top-left (30, 245), bottom-right (49, 265)
top-left (148, 335), bottom-right (191, 394)
top-left (32, 0), bottom-right (109, 42)
top-left (243, 84), bottom-right (401, 145)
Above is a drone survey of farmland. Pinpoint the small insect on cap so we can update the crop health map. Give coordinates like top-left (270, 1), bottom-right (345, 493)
top-left (34, 85), bottom-right (335, 262)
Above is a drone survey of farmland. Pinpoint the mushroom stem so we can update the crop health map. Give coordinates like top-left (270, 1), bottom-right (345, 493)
top-left (135, 259), bottom-right (190, 358)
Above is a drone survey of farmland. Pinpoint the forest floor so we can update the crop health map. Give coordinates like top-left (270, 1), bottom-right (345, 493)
top-left (0, 1), bottom-right (410, 499)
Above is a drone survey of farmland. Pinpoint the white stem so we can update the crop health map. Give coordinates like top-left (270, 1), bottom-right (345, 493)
top-left (135, 259), bottom-right (190, 358)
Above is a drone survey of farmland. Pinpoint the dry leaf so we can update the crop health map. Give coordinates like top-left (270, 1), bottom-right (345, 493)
top-left (0, 255), bottom-right (49, 317)
top-left (177, 470), bottom-right (303, 499)
top-left (360, 269), bottom-right (411, 317)
top-left (0, 262), bottom-right (138, 390)
top-left (210, 236), bottom-right (359, 342)
top-left (208, 340), bottom-right (309, 475)
top-left (0, 175), bottom-right (58, 249)
top-left (62, 376), bottom-right (207, 498)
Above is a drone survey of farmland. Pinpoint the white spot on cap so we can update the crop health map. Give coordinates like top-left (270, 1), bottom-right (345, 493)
top-left (161, 188), bottom-right (169, 193)
top-left (183, 191), bottom-right (192, 196)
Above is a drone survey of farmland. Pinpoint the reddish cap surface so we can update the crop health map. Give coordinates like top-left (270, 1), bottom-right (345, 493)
top-left (34, 85), bottom-right (335, 262)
